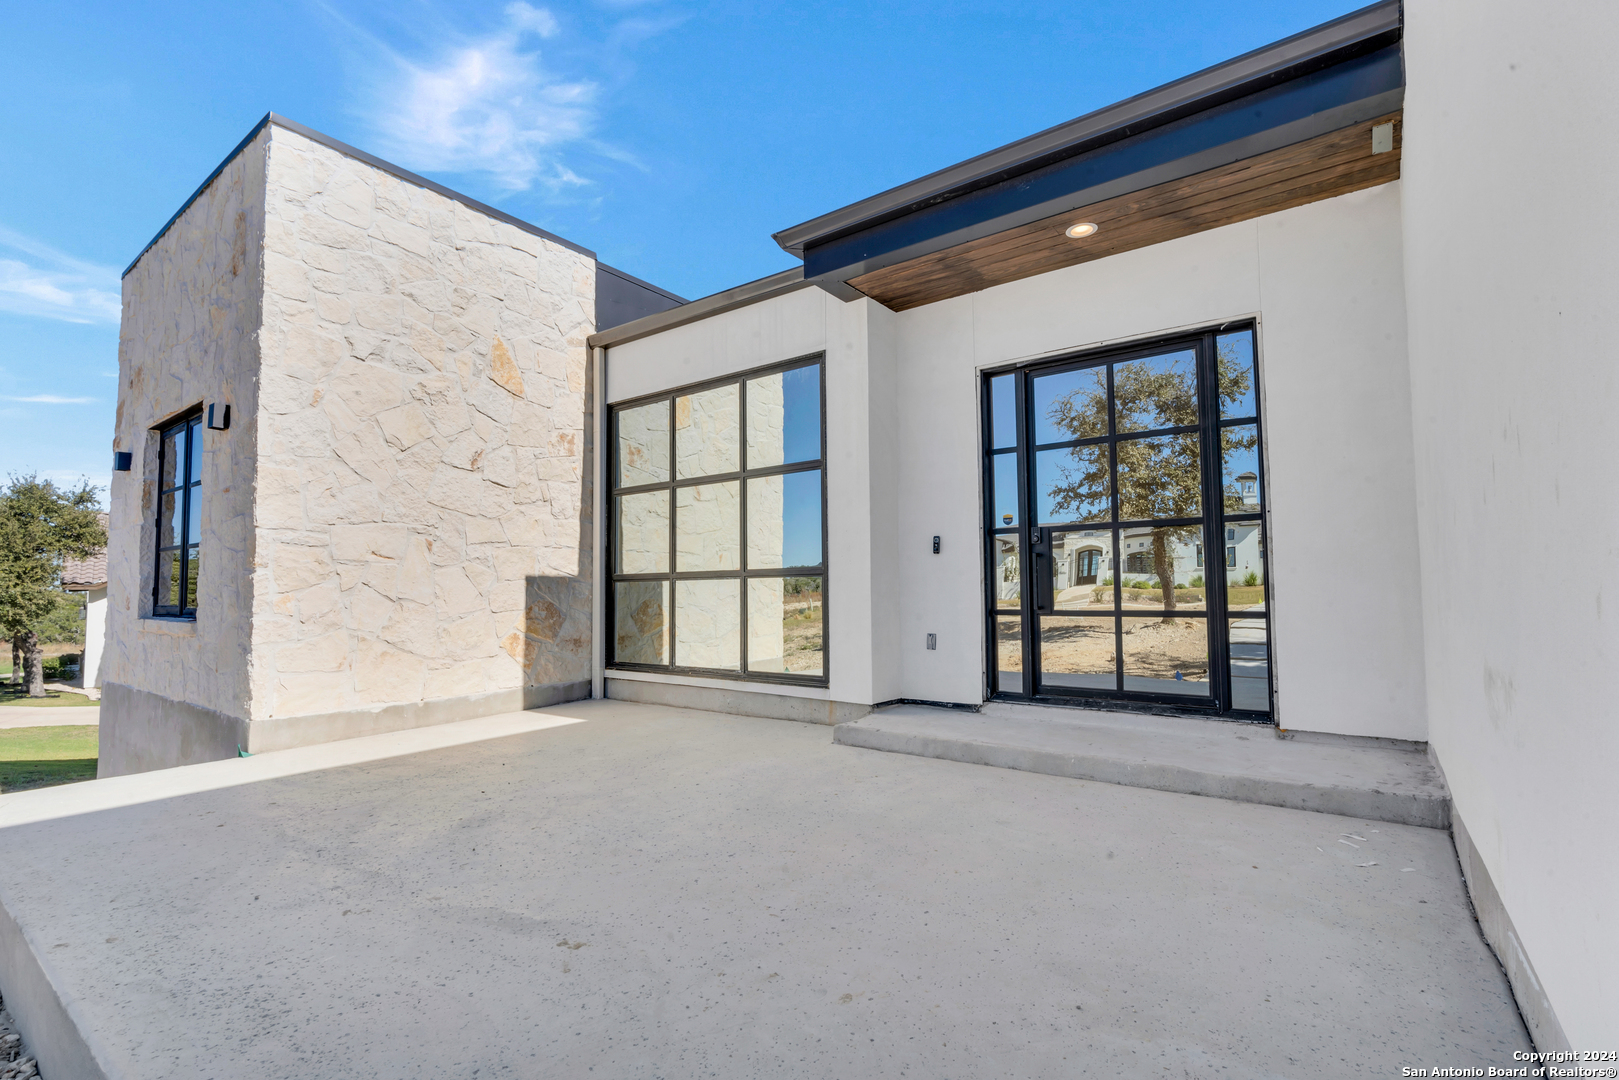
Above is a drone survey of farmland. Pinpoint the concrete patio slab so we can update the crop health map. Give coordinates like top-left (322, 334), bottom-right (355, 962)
top-left (836, 702), bottom-right (1451, 828)
top-left (0, 700), bottom-right (1527, 1078)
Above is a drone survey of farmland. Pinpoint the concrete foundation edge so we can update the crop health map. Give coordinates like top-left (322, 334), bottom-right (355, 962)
top-left (0, 882), bottom-right (112, 1080)
top-left (1451, 810), bottom-right (1570, 1052)
top-left (605, 677), bottom-right (870, 725)
top-left (100, 681), bottom-right (593, 775)
top-left (833, 723), bottom-right (1451, 829)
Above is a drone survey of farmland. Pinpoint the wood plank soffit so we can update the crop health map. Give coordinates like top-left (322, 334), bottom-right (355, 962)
top-left (848, 112), bottom-right (1403, 312)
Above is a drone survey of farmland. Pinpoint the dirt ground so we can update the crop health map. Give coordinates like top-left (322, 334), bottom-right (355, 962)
top-left (998, 615), bottom-right (1210, 681)
top-left (779, 599), bottom-right (824, 674)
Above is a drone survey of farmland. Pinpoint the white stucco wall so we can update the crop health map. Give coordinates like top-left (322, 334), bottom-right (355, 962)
top-left (1402, 0), bottom-right (1619, 1041)
top-left (82, 587), bottom-right (107, 688)
top-left (605, 182), bottom-right (1420, 737)
top-left (605, 285), bottom-right (897, 705)
top-left (107, 128), bottom-right (267, 720)
top-left (891, 181), bottom-right (1425, 738)
top-left (253, 125), bottom-right (595, 721)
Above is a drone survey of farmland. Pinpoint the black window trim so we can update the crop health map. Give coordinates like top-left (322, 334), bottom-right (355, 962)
top-left (980, 319), bottom-right (1274, 721)
top-left (607, 352), bottom-right (830, 687)
top-left (151, 405), bottom-right (205, 620)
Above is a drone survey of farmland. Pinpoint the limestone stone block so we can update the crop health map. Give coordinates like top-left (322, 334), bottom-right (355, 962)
top-left (331, 523), bottom-right (410, 563)
top-left (327, 358), bottom-right (406, 418)
top-left (441, 613), bottom-right (497, 658)
top-left (434, 566), bottom-right (485, 615)
top-left (276, 630), bottom-right (351, 673)
top-left (463, 517), bottom-right (505, 545)
top-left (377, 402), bottom-right (436, 451)
top-left (489, 338), bottom-right (525, 397)
top-left (273, 671), bottom-right (351, 719)
top-left (397, 536), bottom-right (436, 604)
top-left (441, 430), bottom-right (487, 472)
top-left (464, 561), bottom-right (496, 595)
top-left (274, 544), bottom-right (337, 592)
top-left (410, 373), bottom-right (471, 436)
top-left (345, 582), bottom-right (396, 633)
top-left (381, 600), bottom-right (437, 655)
top-left (353, 638), bottom-right (425, 703)
top-left (482, 445), bottom-right (518, 488)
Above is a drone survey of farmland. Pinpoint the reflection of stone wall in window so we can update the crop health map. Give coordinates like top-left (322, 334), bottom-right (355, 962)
top-left (617, 403), bottom-right (669, 486)
top-left (675, 386), bottom-right (739, 478)
top-left (748, 577), bottom-right (787, 670)
top-left (675, 579), bottom-right (741, 668)
top-left (617, 491), bottom-right (669, 574)
top-left (614, 581), bottom-right (667, 664)
top-left (746, 373), bottom-right (787, 466)
top-left (676, 482), bottom-right (741, 570)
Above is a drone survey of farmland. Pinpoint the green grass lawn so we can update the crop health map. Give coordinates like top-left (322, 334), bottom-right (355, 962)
top-left (0, 726), bottom-right (98, 793)
top-left (0, 684), bottom-right (97, 707)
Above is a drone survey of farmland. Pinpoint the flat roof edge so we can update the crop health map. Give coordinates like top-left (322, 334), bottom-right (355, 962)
top-left (123, 113), bottom-right (596, 280)
top-left (772, 0), bottom-right (1400, 256)
top-left (588, 268), bottom-right (809, 349)
top-left (598, 262), bottom-right (689, 305)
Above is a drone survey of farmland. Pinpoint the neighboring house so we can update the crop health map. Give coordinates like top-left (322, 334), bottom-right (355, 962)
top-left (60, 531), bottom-right (108, 688)
top-left (105, 0), bottom-right (1616, 1046)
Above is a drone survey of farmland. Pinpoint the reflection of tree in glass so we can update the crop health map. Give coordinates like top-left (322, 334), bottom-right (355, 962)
top-left (1044, 345), bottom-right (1256, 622)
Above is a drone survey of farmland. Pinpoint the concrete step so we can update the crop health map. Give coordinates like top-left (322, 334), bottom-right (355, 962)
top-left (833, 702), bottom-right (1450, 829)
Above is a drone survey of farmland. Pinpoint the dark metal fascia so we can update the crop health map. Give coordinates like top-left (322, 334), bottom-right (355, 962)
top-left (597, 262), bottom-right (689, 305)
top-left (588, 267), bottom-right (810, 350)
top-left (771, 0), bottom-right (1401, 258)
top-left (804, 44), bottom-right (1403, 288)
top-left (123, 112), bottom-right (596, 279)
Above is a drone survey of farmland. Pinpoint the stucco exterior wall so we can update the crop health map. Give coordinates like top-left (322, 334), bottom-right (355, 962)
top-left (886, 182), bottom-right (1424, 739)
top-left (252, 125), bottom-right (595, 726)
top-left (1402, 0), bottom-right (1619, 1044)
top-left (105, 127), bottom-right (267, 731)
top-left (605, 286), bottom-right (897, 709)
top-left (605, 183), bottom-right (1422, 740)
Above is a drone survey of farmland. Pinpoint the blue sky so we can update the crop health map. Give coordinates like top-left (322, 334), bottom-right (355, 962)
top-left (0, 0), bottom-right (1358, 498)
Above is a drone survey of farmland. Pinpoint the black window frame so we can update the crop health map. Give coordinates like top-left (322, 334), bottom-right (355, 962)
top-left (152, 407), bottom-right (205, 619)
top-left (981, 321), bottom-right (1274, 720)
top-left (607, 353), bottom-right (829, 686)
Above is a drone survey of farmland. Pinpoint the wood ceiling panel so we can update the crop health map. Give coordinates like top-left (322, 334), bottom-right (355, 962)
top-left (848, 112), bottom-right (1402, 311)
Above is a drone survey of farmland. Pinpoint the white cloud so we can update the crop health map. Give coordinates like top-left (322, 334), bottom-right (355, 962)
top-left (2, 395), bottom-right (97, 405)
top-left (0, 225), bottom-right (121, 325)
top-left (369, 4), bottom-right (598, 192)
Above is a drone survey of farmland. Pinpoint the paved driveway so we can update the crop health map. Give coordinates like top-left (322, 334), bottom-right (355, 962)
top-left (0, 705), bottom-right (99, 728)
top-left (0, 700), bottom-right (1528, 1078)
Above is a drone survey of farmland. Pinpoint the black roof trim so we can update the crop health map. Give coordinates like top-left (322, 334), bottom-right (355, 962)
top-left (772, 0), bottom-right (1400, 257)
top-left (123, 113), bottom-right (595, 279)
top-left (588, 268), bottom-right (809, 350)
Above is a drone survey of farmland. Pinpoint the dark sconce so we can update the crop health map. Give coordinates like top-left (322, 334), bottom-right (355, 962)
top-left (932, 535), bottom-right (941, 554)
top-left (113, 451), bottom-right (133, 472)
top-left (207, 403), bottom-right (231, 431)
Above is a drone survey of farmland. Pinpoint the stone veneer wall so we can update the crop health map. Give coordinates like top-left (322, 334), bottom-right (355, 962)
top-left (251, 125), bottom-right (594, 726)
top-left (104, 128), bottom-right (267, 732)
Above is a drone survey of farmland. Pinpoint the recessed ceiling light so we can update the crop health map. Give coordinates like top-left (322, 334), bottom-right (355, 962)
top-left (1065, 222), bottom-right (1099, 239)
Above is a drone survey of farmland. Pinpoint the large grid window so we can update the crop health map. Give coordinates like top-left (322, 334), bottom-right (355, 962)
top-left (153, 410), bottom-right (204, 618)
top-left (610, 357), bottom-right (826, 682)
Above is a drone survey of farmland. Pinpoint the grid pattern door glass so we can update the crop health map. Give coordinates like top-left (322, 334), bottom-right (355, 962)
top-left (610, 359), bottom-right (827, 682)
top-left (984, 325), bottom-right (1272, 716)
top-left (153, 412), bottom-right (203, 617)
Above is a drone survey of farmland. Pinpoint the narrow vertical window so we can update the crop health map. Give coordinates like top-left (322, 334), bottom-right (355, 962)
top-left (153, 410), bottom-right (204, 617)
top-left (610, 358), bottom-right (827, 683)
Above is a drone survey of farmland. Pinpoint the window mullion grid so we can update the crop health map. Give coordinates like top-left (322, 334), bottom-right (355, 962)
top-left (1106, 362), bottom-right (1123, 693)
top-left (611, 365), bottom-right (827, 681)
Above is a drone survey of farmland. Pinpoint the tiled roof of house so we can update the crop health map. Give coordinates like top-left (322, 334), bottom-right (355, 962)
top-left (61, 548), bottom-right (108, 589)
top-left (61, 514), bottom-right (109, 590)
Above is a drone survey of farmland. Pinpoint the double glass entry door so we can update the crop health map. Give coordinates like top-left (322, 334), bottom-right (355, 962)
top-left (984, 326), bottom-right (1273, 717)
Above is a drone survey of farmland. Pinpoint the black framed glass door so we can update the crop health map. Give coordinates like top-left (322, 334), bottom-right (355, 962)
top-left (984, 325), bottom-right (1273, 718)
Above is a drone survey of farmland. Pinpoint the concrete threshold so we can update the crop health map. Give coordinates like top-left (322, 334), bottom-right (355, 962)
top-left (833, 702), bottom-right (1451, 828)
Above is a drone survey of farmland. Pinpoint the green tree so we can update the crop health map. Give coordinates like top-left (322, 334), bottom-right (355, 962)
top-left (1044, 345), bottom-right (1256, 622)
top-left (0, 476), bottom-right (105, 696)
